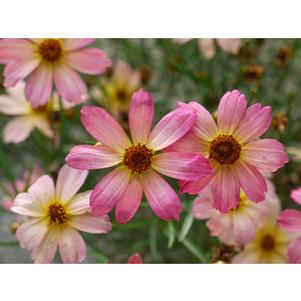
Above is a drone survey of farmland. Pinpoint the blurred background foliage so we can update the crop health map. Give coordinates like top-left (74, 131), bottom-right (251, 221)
top-left (0, 38), bottom-right (301, 263)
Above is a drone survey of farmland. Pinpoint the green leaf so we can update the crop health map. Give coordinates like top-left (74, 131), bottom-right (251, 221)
top-left (166, 221), bottom-right (176, 249)
top-left (178, 206), bottom-right (194, 242)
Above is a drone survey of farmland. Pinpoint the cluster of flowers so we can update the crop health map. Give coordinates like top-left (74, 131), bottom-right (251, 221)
top-left (0, 38), bottom-right (299, 264)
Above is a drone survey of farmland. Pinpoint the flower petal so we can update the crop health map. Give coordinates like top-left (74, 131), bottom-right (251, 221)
top-left (234, 160), bottom-right (267, 203)
top-left (277, 209), bottom-right (301, 232)
top-left (129, 88), bottom-right (154, 144)
top-left (152, 152), bottom-right (212, 181)
top-left (11, 192), bottom-right (44, 217)
top-left (65, 191), bottom-right (91, 215)
top-left (211, 165), bottom-right (240, 213)
top-left (128, 253), bottom-right (143, 264)
top-left (234, 103), bottom-right (272, 143)
top-left (115, 175), bottom-right (143, 224)
top-left (68, 214), bottom-right (112, 234)
top-left (217, 39), bottom-right (242, 55)
top-left (24, 63), bottom-right (53, 108)
top-left (217, 90), bottom-right (247, 135)
top-left (198, 39), bottom-right (215, 59)
top-left (90, 166), bottom-right (131, 216)
top-left (66, 144), bottom-right (122, 170)
top-left (63, 39), bottom-right (96, 51)
top-left (66, 48), bottom-right (111, 75)
top-left (193, 193), bottom-right (216, 219)
top-left (141, 169), bottom-right (182, 220)
top-left (55, 165), bottom-right (88, 203)
top-left (291, 188), bottom-right (301, 206)
top-left (80, 106), bottom-right (130, 152)
top-left (31, 116), bottom-right (54, 138)
top-left (242, 139), bottom-right (288, 172)
top-left (232, 249), bottom-right (260, 263)
top-left (288, 237), bottom-right (301, 263)
top-left (53, 63), bottom-right (87, 103)
top-left (147, 106), bottom-right (196, 151)
top-left (232, 215), bottom-right (256, 245)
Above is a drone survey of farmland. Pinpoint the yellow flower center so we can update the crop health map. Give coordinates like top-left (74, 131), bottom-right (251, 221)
top-left (116, 88), bottom-right (128, 102)
top-left (39, 39), bottom-right (63, 62)
top-left (209, 135), bottom-right (241, 165)
top-left (48, 203), bottom-right (67, 225)
top-left (123, 143), bottom-right (153, 173)
top-left (260, 234), bottom-right (275, 251)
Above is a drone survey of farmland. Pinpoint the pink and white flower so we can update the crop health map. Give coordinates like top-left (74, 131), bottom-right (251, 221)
top-left (66, 88), bottom-right (212, 223)
top-left (167, 90), bottom-right (288, 213)
top-left (11, 165), bottom-right (112, 263)
top-left (0, 38), bottom-right (112, 107)
top-left (193, 180), bottom-right (278, 246)
top-left (277, 187), bottom-right (301, 263)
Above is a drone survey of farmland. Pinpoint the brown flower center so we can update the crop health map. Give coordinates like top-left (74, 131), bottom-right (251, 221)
top-left (123, 143), bottom-right (153, 173)
top-left (209, 135), bottom-right (241, 165)
top-left (48, 203), bottom-right (67, 225)
top-left (39, 39), bottom-right (62, 62)
top-left (116, 89), bottom-right (128, 102)
top-left (260, 235), bottom-right (275, 251)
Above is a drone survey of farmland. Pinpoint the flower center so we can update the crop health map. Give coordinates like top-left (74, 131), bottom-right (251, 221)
top-left (260, 235), bottom-right (275, 251)
top-left (116, 89), bottom-right (128, 102)
top-left (123, 143), bottom-right (153, 173)
top-left (39, 39), bottom-right (62, 62)
top-left (209, 135), bottom-right (241, 165)
top-left (48, 203), bottom-right (67, 225)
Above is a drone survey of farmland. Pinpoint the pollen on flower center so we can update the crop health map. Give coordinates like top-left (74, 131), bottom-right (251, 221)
top-left (48, 203), bottom-right (67, 225)
top-left (39, 39), bottom-right (62, 62)
top-left (123, 143), bottom-right (153, 173)
top-left (260, 235), bottom-right (275, 251)
top-left (209, 135), bottom-right (241, 165)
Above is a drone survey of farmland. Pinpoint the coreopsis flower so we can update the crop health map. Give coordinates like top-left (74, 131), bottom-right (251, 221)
top-left (2, 165), bottom-right (41, 211)
top-left (167, 90), bottom-right (288, 212)
top-left (233, 196), bottom-right (294, 263)
top-left (128, 253), bottom-right (143, 263)
top-left (193, 180), bottom-right (278, 246)
top-left (66, 88), bottom-right (212, 223)
top-left (11, 165), bottom-right (112, 263)
top-left (277, 187), bottom-right (301, 263)
top-left (0, 38), bottom-right (112, 107)
top-left (0, 81), bottom-right (78, 143)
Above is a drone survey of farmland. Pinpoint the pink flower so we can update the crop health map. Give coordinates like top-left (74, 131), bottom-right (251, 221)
top-left (128, 253), bottom-right (143, 264)
top-left (66, 88), bottom-right (212, 223)
top-left (277, 187), bottom-right (301, 263)
top-left (11, 165), bottom-right (112, 263)
top-left (0, 39), bottom-right (112, 107)
top-left (168, 90), bottom-right (288, 213)
top-left (193, 180), bottom-right (278, 246)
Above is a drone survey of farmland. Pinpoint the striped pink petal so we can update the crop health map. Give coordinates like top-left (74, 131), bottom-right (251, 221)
top-left (66, 144), bottom-right (122, 170)
top-left (80, 106), bottom-right (130, 152)
top-left (90, 167), bottom-right (131, 216)
top-left (232, 214), bottom-right (256, 245)
top-left (63, 39), bottom-right (96, 51)
top-left (288, 237), bottom-right (301, 263)
top-left (193, 194), bottom-right (215, 219)
top-left (11, 192), bottom-right (44, 217)
top-left (291, 188), bottom-right (301, 205)
top-left (277, 209), bottom-right (301, 232)
top-left (129, 88), bottom-right (154, 144)
top-left (141, 169), bottom-right (182, 220)
top-left (65, 191), bottom-right (91, 215)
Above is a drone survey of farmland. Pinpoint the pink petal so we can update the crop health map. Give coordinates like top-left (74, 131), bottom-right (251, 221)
top-left (277, 209), bottom-right (301, 232)
top-left (128, 253), bottom-right (143, 264)
top-left (115, 176), bottom-right (143, 224)
top-left (53, 64), bottom-right (87, 103)
top-left (66, 144), bottom-right (122, 170)
top-left (217, 90), bottom-right (247, 135)
top-left (11, 192), bottom-right (44, 217)
top-left (55, 165), bottom-right (88, 203)
top-left (80, 106), bottom-right (131, 152)
top-left (68, 214), bottom-right (112, 234)
top-left (234, 160), bottom-right (267, 203)
top-left (25, 63), bottom-right (53, 108)
top-left (198, 39), bottom-right (216, 59)
top-left (232, 250), bottom-right (260, 264)
top-left (232, 215), bottom-right (256, 245)
top-left (217, 39), bottom-right (242, 55)
top-left (3, 116), bottom-right (34, 143)
top-left (242, 139), bottom-right (289, 172)
top-left (234, 103), bottom-right (272, 143)
top-left (211, 165), bottom-right (240, 213)
top-left (152, 152), bottom-right (212, 181)
top-left (58, 226), bottom-right (87, 263)
top-left (63, 39), bottom-right (96, 51)
top-left (288, 237), bottom-right (301, 263)
top-left (28, 174), bottom-right (55, 202)
top-left (66, 191), bottom-right (91, 215)
top-left (4, 57), bottom-right (41, 87)
top-left (147, 106), bottom-right (196, 151)
top-left (32, 116), bottom-right (54, 138)
top-left (129, 88), bottom-right (154, 144)
top-left (141, 169), bottom-right (182, 221)
top-left (291, 188), bottom-right (301, 206)
top-left (90, 167), bottom-right (131, 216)
top-left (192, 194), bottom-right (216, 219)
top-left (66, 48), bottom-right (112, 75)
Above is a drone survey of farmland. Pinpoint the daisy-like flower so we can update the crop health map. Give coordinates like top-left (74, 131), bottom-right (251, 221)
top-left (128, 253), bottom-right (143, 264)
top-left (232, 198), bottom-right (294, 263)
top-left (0, 38), bottom-right (112, 107)
top-left (66, 88), bottom-right (212, 223)
top-left (11, 165), bottom-right (112, 263)
top-left (0, 81), bottom-right (78, 143)
top-left (167, 90), bottom-right (288, 212)
top-left (193, 180), bottom-right (277, 246)
top-left (277, 187), bottom-right (301, 263)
